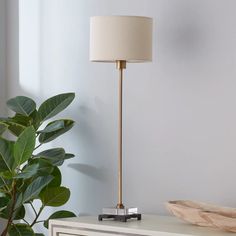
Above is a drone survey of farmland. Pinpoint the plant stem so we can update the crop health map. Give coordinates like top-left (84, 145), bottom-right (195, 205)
top-left (29, 201), bottom-right (37, 217)
top-left (1, 177), bottom-right (10, 193)
top-left (1, 181), bottom-right (17, 236)
top-left (30, 204), bottom-right (44, 227)
top-left (34, 143), bottom-right (42, 150)
top-left (22, 219), bottom-right (30, 225)
top-left (35, 220), bottom-right (44, 224)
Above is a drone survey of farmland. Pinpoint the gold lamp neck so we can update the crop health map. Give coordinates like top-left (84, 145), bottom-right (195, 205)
top-left (116, 60), bottom-right (126, 209)
top-left (116, 60), bottom-right (126, 70)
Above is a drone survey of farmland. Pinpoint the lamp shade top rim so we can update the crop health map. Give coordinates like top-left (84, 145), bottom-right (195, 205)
top-left (90, 15), bottom-right (152, 20)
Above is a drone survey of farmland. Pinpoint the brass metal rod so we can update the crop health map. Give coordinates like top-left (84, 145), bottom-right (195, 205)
top-left (116, 60), bottom-right (126, 209)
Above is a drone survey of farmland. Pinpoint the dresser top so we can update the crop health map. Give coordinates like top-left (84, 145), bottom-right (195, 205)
top-left (50, 214), bottom-right (231, 235)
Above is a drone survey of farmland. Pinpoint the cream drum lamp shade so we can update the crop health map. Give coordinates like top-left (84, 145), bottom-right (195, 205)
top-left (90, 16), bottom-right (153, 62)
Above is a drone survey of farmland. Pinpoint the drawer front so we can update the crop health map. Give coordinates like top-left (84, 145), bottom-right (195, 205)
top-left (54, 227), bottom-right (130, 236)
top-left (58, 233), bottom-right (115, 236)
top-left (59, 234), bottom-right (78, 236)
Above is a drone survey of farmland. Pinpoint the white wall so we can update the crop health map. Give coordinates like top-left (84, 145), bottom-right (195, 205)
top-left (9, 0), bottom-right (236, 232)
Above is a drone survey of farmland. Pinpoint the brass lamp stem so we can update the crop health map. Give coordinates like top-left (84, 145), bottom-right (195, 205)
top-left (116, 60), bottom-right (126, 209)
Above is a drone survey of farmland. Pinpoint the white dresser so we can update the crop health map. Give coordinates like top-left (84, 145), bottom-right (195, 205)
top-left (49, 215), bottom-right (231, 236)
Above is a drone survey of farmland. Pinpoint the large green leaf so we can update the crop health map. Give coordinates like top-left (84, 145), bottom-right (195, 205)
top-left (22, 175), bottom-right (53, 203)
top-left (35, 148), bottom-right (65, 166)
top-left (39, 119), bottom-right (74, 143)
top-left (28, 159), bottom-right (54, 176)
top-left (9, 224), bottom-right (34, 236)
top-left (14, 126), bottom-right (36, 166)
top-left (38, 93), bottom-right (75, 122)
top-left (7, 96), bottom-right (36, 116)
top-left (0, 138), bottom-right (15, 172)
top-left (48, 166), bottom-right (61, 187)
top-left (44, 210), bottom-right (76, 228)
top-left (14, 164), bottom-right (39, 179)
top-left (40, 186), bottom-right (70, 207)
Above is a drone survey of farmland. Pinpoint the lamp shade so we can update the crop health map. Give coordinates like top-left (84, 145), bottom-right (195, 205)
top-left (90, 16), bottom-right (153, 62)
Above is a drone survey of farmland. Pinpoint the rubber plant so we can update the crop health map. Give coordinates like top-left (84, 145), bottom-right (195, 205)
top-left (0, 93), bottom-right (77, 236)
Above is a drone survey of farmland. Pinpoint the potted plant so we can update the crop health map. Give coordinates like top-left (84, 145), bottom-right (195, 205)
top-left (0, 93), bottom-right (76, 235)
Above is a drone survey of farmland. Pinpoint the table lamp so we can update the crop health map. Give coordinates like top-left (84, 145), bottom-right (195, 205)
top-left (90, 15), bottom-right (153, 222)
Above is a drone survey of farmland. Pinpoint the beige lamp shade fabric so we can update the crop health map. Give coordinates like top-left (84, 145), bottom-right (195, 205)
top-left (90, 16), bottom-right (153, 62)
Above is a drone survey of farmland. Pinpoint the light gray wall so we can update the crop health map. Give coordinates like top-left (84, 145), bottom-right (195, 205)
top-left (0, 0), bottom-right (19, 231)
top-left (0, 0), bottom-right (6, 114)
top-left (9, 0), bottom-right (236, 232)
top-left (0, 0), bottom-right (7, 231)
top-left (6, 0), bottom-right (19, 99)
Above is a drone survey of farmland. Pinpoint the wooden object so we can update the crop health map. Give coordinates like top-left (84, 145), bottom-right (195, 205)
top-left (166, 200), bottom-right (236, 232)
top-left (201, 211), bottom-right (236, 233)
top-left (49, 215), bottom-right (231, 236)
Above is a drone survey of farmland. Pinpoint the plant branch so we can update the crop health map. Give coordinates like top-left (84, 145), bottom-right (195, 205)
top-left (1, 181), bottom-right (17, 236)
top-left (30, 204), bottom-right (44, 227)
top-left (29, 201), bottom-right (37, 217)
top-left (1, 177), bottom-right (11, 193)
top-left (35, 220), bottom-right (44, 224)
top-left (22, 218), bottom-right (30, 225)
top-left (34, 143), bottom-right (42, 150)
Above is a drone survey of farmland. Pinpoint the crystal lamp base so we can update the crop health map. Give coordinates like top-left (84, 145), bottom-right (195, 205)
top-left (98, 207), bottom-right (141, 222)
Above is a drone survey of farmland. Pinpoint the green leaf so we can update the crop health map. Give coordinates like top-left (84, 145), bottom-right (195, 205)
top-left (9, 224), bottom-right (34, 236)
top-left (48, 166), bottom-right (61, 187)
top-left (22, 175), bottom-right (53, 203)
top-left (38, 120), bottom-right (65, 133)
top-left (14, 164), bottom-right (39, 179)
top-left (0, 196), bottom-right (12, 219)
top-left (7, 96), bottom-right (36, 116)
top-left (0, 122), bottom-right (8, 135)
top-left (6, 121), bottom-right (26, 137)
top-left (14, 126), bottom-right (36, 166)
top-left (40, 186), bottom-right (70, 207)
top-left (39, 119), bottom-right (74, 143)
top-left (38, 93), bottom-right (75, 122)
top-left (13, 205), bottom-right (25, 220)
top-left (64, 153), bottom-right (75, 160)
top-left (0, 138), bottom-right (15, 172)
top-left (0, 196), bottom-right (10, 212)
top-left (0, 176), bottom-right (11, 190)
top-left (14, 193), bottom-right (23, 209)
top-left (28, 159), bottom-right (54, 176)
top-left (0, 176), bottom-right (5, 188)
top-left (44, 210), bottom-right (76, 229)
top-left (9, 114), bottom-right (32, 127)
top-left (30, 110), bottom-right (41, 130)
top-left (35, 148), bottom-right (66, 166)
top-left (0, 171), bottom-right (14, 179)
